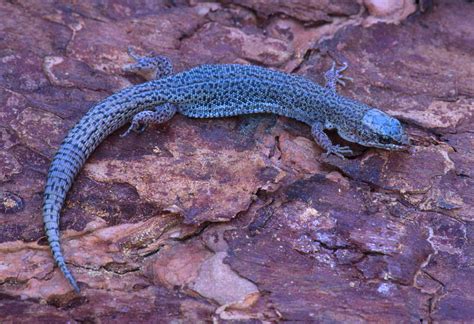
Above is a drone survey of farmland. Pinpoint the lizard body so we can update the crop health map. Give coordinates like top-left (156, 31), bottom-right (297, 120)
top-left (43, 51), bottom-right (408, 292)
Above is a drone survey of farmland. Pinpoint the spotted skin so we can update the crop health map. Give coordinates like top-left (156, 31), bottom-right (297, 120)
top-left (43, 55), bottom-right (409, 292)
top-left (120, 102), bottom-right (177, 137)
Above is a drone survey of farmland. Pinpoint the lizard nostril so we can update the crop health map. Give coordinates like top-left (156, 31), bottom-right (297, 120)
top-left (400, 134), bottom-right (410, 145)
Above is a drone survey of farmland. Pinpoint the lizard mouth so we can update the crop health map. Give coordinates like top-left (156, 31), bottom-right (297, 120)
top-left (401, 133), bottom-right (410, 145)
top-left (374, 133), bottom-right (410, 150)
top-left (395, 133), bottom-right (410, 148)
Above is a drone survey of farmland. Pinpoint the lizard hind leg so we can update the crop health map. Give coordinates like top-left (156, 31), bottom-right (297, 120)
top-left (122, 47), bottom-right (174, 80)
top-left (120, 102), bottom-right (177, 137)
top-left (324, 61), bottom-right (354, 92)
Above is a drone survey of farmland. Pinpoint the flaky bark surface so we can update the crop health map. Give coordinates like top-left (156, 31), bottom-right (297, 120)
top-left (1, 0), bottom-right (473, 322)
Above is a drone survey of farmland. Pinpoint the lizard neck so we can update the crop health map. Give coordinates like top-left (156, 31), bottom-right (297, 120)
top-left (319, 93), bottom-right (370, 128)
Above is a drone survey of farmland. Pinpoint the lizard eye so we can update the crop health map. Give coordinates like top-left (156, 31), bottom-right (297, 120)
top-left (378, 135), bottom-right (394, 145)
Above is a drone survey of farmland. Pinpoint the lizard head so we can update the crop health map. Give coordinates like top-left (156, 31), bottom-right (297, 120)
top-left (338, 109), bottom-right (409, 150)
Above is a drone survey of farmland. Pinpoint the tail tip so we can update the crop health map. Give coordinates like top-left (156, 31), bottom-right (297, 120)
top-left (58, 262), bottom-right (81, 293)
top-left (70, 278), bottom-right (81, 293)
top-left (66, 276), bottom-right (81, 294)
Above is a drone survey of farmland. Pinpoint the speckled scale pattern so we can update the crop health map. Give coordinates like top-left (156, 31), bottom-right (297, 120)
top-left (43, 62), bottom-right (408, 292)
top-left (43, 83), bottom-right (168, 292)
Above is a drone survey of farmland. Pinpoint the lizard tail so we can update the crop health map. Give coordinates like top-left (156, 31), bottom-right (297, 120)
top-left (42, 81), bottom-right (167, 292)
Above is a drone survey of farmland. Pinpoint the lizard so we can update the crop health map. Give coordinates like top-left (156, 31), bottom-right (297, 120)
top-left (43, 48), bottom-right (409, 292)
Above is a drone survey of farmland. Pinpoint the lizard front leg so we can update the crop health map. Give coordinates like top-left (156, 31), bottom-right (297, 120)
top-left (122, 47), bottom-right (174, 80)
top-left (324, 61), bottom-right (353, 92)
top-left (311, 122), bottom-right (353, 158)
top-left (121, 48), bottom-right (177, 137)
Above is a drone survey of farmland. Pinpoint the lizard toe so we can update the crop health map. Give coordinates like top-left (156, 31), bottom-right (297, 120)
top-left (120, 121), bottom-right (143, 137)
top-left (324, 144), bottom-right (353, 159)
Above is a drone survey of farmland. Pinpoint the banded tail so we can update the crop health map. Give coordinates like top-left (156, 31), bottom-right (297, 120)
top-left (42, 81), bottom-right (166, 292)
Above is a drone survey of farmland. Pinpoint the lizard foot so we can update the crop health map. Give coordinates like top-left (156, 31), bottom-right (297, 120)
top-left (120, 103), bottom-right (177, 138)
top-left (324, 61), bottom-right (354, 91)
top-left (122, 46), bottom-right (173, 80)
top-left (323, 144), bottom-right (353, 159)
top-left (120, 119), bottom-right (147, 137)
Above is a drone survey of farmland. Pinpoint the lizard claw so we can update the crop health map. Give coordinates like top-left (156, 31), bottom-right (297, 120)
top-left (336, 61), bottom-right (348, 73)
top-left (324, 144), bottom-right (353, 159)
top-left (335, 62), bottom-right (353, 85)
top-left (127, 46), bottom-right (141, 61)
top-left (120, 121), bottom-right (147, 137)
top-left (325, 61), bottom-right (353, 91)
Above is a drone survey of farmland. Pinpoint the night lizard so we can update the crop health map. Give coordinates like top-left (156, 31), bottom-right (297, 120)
top-left (43, 49), bottom-right (409, 292)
